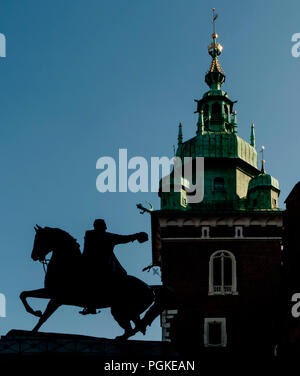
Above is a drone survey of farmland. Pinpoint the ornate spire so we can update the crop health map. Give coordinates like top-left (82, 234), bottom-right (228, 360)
top-left (178, 122), bottom-right (183, 145)
top-left (205, 8), bottom-right (225, 90)
top-left (250, 123), bottom-right (256, 148)
top-left (260, 146), bottom-right (266, 173)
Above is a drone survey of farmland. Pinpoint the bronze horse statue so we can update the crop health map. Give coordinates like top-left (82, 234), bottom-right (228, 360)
top-left (20, 225), bottom-right (173, 339)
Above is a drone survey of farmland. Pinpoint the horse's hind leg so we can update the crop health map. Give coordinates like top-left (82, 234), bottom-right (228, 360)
top-left (32, 299), bottom-right (61, 332)
top-left (111, 307), bottom-right (133, 340)
top-left (129, 315), bottom-right (143, 336)
top-left (20, 288), bottom-right (51, 317)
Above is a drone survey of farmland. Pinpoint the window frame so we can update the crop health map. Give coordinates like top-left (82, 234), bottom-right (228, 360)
top-left (202, 226), bottom-right (210, 239)
top-left (208, 250), bottom-right (238, 295)
top-left (204, 318), bottom-right (227, 347)
top-left (235, 226), bottom-right (243, 238)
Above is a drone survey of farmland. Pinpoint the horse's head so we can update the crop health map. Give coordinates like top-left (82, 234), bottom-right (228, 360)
top-left (31, 225), bottom-right (52, 261)
top-left (31, 225), bottom-right (80, 262)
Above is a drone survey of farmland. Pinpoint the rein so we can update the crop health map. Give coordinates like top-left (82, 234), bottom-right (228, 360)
top-left (40, 259), bottom-right (50, 274)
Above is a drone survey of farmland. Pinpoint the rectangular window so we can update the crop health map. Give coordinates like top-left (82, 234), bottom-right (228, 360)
top-left (235, 226), bottom-right (243, 238)
top-left (204, 318), bottom-right (227, 347)
top-left (209, 322), bottom-right (222, 345)
top-left (202, 226), bottom-right (210, 238)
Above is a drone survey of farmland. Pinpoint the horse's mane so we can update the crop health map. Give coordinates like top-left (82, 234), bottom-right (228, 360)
top-left (45, 227), bottom-right (80, 252)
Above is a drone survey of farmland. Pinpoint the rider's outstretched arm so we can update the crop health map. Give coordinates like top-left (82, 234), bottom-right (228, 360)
top-left (111, 233), bottom-right (139, 245)
top-left (111, 232), bottom-right (148, 246)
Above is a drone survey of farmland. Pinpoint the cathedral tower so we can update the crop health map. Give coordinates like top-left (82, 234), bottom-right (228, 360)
top-left (151, 11), bottom-right (283, 356)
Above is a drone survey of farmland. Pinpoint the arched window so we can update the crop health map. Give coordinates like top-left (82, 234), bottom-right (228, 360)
top-left (214, 177), bottom-right (225, 191)
top-left (209, 250), bottom-right (237, 295)
top-left (211, 102), bottom-right (221, 117)
top-left (203, 104), bottom-right (209, 129)
top-left (224, 104), bottom-right (229, 121)
top-left (203, 103), bottom-right (209, 120)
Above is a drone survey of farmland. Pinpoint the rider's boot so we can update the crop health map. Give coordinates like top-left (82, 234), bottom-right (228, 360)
top-left (79, 307), bottom-right (99, 315)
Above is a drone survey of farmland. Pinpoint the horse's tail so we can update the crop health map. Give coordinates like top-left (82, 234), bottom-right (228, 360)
top-left (137, 284), bottom-right (176, 330)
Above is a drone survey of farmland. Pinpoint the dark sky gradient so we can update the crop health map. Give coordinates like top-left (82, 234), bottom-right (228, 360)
top-left (0, 0), bottom-right (299, 340)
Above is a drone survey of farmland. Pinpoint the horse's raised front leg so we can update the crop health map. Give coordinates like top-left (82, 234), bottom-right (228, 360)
top-left (32, 298), bottom-right (61, 332)
top-left (20, 288), bottom-right (52, 317)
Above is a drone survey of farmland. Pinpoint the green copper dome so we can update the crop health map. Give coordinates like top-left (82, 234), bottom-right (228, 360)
top-left (176, 134), bottom-right (257, 169)
top-left (248, 173), bottom-right (279, 192)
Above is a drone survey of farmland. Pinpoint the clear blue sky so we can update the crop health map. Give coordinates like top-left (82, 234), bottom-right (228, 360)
top-left (0, 0), bottom-right (299, 340)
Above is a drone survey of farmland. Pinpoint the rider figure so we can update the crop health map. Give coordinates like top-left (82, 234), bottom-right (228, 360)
top-left (80, 219), bottom-right (146, 315)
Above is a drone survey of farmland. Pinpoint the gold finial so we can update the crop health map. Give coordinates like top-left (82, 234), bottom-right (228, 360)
top-left (208, 8), bottom-right (222, 57)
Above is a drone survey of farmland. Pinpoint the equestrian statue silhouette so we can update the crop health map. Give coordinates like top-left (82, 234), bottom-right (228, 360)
top-left (20, 220), bottom-right (174, 340)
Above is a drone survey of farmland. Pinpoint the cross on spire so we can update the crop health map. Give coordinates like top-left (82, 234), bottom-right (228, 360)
top-left (206, 9), bottom-right (225, 89)
top-left (212, 8), bottom-right (218, 38)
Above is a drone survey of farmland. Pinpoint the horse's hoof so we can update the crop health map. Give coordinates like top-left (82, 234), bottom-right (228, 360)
top-left (135, 322), bottom-right (147, 335)
top-left (33, 310), bottom-right (42, 317)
